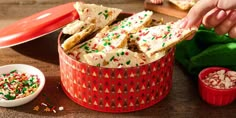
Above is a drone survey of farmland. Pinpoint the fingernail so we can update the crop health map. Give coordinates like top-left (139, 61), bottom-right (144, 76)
top-left (229, 10), bottom-right (236, 20)
top-left (216, 10), bottom-right (227, 20)
top-left (179, 18), bottom-right (188, 28)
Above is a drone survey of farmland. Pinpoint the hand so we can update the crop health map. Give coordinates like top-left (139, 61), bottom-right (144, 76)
top-left (181, 0), bottom-right (236, 38)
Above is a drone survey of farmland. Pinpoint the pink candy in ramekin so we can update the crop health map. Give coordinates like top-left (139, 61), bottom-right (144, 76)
top-left (198, 67), bottom-right (236, 106)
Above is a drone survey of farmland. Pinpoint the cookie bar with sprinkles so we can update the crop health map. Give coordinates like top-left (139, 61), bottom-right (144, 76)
top-left (109, 11), bottom-right (153, 34)
top-left (90, 26), bottom-right (129, 52)
top-left (89, 10), bottom-right (154, 52)
top-left (67, 10), bottom-right (154, 62)
top-left (66, 27), bottom-right (128, 63)
top-left (67, 40), bottom-right (99, 63)
top-left (83, 48), bottom-right (146, 68)
top-left (61, 20), bottom-right (96, 51)
top-left (74, 2), bottom-right (122, 31)
top-left (137, 50), bottom-right (167, 64)
top-left (168, 0), bottom-right (197, 11)
top-left (62, 2), bottom-right (122, 51)
top-left (129, 20), bottom-right (197, 57)
top-left (62, 20), bottom-right (95, 35)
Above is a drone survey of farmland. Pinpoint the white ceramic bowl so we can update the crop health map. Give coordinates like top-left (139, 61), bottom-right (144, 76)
top-left (0, 64), bottom-right (45, 107)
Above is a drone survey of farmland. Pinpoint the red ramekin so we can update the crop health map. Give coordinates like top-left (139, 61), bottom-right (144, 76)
top-left (198, 67), bottom-right (236, 106)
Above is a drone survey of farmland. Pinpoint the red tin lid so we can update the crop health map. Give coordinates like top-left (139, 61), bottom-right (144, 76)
top-left (0, 2), bottom-right (79, 48)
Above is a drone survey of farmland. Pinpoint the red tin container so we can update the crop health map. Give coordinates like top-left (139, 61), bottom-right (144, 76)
top-left (58, 13), bottom-right (175, 112)
top-left (58, 42), bottom-right (174, 112)
top-left (198, 67), bottom-right (236, 106)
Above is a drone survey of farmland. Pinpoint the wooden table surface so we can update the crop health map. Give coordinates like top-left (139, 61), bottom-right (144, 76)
top-left (0, 0), bottom-right (235, 118)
